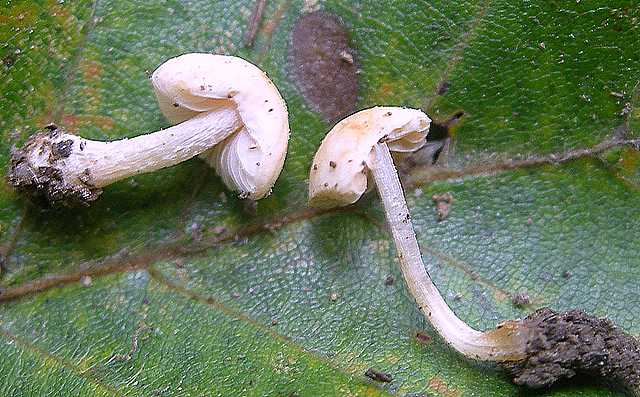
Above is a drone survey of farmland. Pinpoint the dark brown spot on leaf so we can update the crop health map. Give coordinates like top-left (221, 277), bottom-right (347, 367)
top-left (365, 368), bottom-right (393, 383)
top-left (1, 52), bottom-right (17, 69)
top-left (437, 80), bottom-right (450, 95)
top-left (414, 330), bottom-right (432, 345)
top-left (289, 11), bottom-right (358, 123)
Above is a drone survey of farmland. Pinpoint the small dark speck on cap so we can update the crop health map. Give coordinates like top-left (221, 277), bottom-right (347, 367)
top-left (173, 103), bottom-right (179, 107)
top-left (329, 161), bottom-right (336, 168)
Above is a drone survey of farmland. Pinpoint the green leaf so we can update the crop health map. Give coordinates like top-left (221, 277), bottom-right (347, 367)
top-left (1, 0), bottom-right (639, 396)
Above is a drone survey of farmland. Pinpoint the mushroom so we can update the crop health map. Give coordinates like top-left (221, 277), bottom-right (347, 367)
top-left (8, 53), bottom-right (289, 206)
top-left (309, 106), bottom-right (640, 393)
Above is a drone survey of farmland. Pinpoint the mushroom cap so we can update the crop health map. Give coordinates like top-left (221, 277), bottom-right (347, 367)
top-left (151, 53), bottom-right (289, 200)
top-left (308, 106), bottom-right (430, 208)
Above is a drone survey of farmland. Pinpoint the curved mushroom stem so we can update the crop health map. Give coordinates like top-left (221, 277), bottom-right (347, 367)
top-left (370, 142), bottom-right (528, 362)
top-left (9, 107), bottom-right (242, 205)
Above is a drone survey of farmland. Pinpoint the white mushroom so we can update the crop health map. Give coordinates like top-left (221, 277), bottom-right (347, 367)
top-left (8, 53), bottom-right (289, 206)
top-left (152, 53), bottom-right (289, 200)
top-left (308, 107), bottom-right (527, 361)
top-left (309, 106), bottom-right (428, 208)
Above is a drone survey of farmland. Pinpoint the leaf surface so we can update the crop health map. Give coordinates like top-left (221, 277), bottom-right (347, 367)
top-left (1, 1), bottom-right (639, 396)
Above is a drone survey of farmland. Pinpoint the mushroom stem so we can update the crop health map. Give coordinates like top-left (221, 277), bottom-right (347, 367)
top-left (370, 141), bottom-right (528, 361)
top-left (9, 107), bottom-right (242, 205)
top-left (72, 108), bottom-right (242, 187)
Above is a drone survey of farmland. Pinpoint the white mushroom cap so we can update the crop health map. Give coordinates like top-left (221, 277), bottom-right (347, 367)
top-left (308, 106), bottom-right (430, 208)
top-left (151, 53), bottom-right (289, 200)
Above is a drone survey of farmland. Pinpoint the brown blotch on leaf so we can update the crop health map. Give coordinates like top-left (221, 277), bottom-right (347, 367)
top-left (427, 377), bottom-right (461, 397)
top-left (503, 308), bottom-right (640, 393)
top-left (289, 11), bottom-right (358, 123)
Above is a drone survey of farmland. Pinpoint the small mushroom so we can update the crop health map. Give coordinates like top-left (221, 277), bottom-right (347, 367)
top-left (308, 107), bottom-right (640, 394)
top-left (8, 53), bottom-right (289, 205)
top-left (309, 107), bottom-right (428, 208)
top-left (308, 107), bottom-right (525, 361)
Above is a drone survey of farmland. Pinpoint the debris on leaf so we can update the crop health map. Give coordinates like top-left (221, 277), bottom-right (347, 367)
top-left (620, 102), bottom-right (633, 116)
top-left (512, 291), bottom-right (530, 307)
top-left (365, 368), bottom-right (393, 383)
top-left (432, 192), bottom-right (454, 221)
top-left (384, 274), bottom-right (395, 286)
top-left (415, 330), bottom-right (432, 345)
top-left (329, 292), bottom-right (339, 302)
top-left (339, 50), bottom-right (354, 64)
top-left (80, 275), bottom-right (92, 287)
